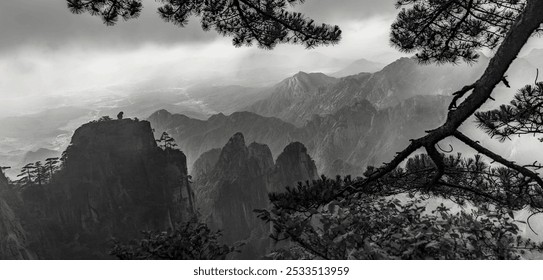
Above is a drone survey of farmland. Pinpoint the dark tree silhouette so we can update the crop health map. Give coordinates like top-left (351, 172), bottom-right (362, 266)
top-left (476, 82), bottom-right (543, 143)
top-left (391, 0), bottom-right (536, 64)
top-left (97, 116), bottom-right (113, 122)
top-left (270, 0), bottom-right (543, 212)
top-left (17, 163), bottom-right (35, 186)
top-left (66, 0), bottom-right (342, 49)
top-left (110, 219), bottom-right (238, 260)
top-left (257, 176), bottom-right (543, 260)
top-left (256, 0), bottom-right (543, 260)
top-left (156, 131), bottom-right (177, 150)
top-left (44, 157), bottom-right (61, 182)
top-left (30, 161), bottom-right (47, 187)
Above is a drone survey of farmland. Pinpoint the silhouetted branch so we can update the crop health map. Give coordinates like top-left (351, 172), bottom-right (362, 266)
top-left (453, 130), bottom-right (543, 188)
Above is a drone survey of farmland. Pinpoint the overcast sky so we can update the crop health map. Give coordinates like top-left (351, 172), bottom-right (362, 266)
top-left (1, 0), bottom-right (542, 117)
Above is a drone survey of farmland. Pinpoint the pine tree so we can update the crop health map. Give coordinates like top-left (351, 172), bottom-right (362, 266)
top-left (156, 131), bottom-right (178, 150)
top-left (44, 157), bottom-right (60, 182)
top-left (31, 161), bottom-right (47, 187)
top-left (257, 0), bottom-right (543, 260)
top-left (17, 163), bottom-right (35, 186)
top-left (66, 0), bottom-right (341, 49)
top-left (476, 82), bottom-right (543, 143)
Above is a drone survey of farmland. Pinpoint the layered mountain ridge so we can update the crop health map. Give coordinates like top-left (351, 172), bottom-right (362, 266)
top-left (149, 95), bottom-right (448, 177)
top-left (246, 56), bottom-right (489, 126)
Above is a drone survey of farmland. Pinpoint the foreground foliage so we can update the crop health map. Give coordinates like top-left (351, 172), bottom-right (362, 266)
top-left (110, 219), bottom-right (237, 260)
top-left (258, 177), bottom-right (543, 260)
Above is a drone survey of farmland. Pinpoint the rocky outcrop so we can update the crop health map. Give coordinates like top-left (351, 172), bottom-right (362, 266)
top-left (21, 119), bottom-right (194, 259)
top-left (268, 142), bottom-right (318, 193)
top-left (0, 170), bottom-right (33, 259)
top-left (192, 148), bottom-right (222, 183)
top-left (0, 171), bottom-right (7, 187)
top-left (195, 133), bottom-right (271, 259)
top-left (193, 134), bottom-right (318, 258)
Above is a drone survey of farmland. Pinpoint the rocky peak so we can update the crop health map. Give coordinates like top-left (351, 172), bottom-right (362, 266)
top-left (193, 133), bottom-right (321, 258)
top-left (147, 109), bottom-right (173, 129)
top-left (194, 133), bottom-right (272, 258)
top-left (247, 142), bottom-right (275, 176)
top-left (213, 133), bottom-right (249, 176)
top-left (379, 57), bottom-right (415, 74)
top-left (208, 112), bottom-right (227, 122)
top-left (192, 134), bottom-right (320, 258)
top-left (269, 142), bottom-right (318, 193)
top-left (277, 71), bottom-right (338, 97)
top-left (69, 119), bottom-right (156, 154)
top-left (21, 119), bottom-right (194, 259)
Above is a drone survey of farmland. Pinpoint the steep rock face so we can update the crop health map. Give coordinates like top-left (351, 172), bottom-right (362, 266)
top-left (268, 142), bottom-right (318, 193)
top-left (21, 119), bottom-right (194, 259)
top-left (195, 133), bottom-right (272, 258)
top-left (0, 171), bottom-right (33, 259)
top-left (0, 171), bottom-right (7, 187)
top-left (194, 134), bottom-right (318, 258)
top-left (192, 148), bottom-right (222, 182)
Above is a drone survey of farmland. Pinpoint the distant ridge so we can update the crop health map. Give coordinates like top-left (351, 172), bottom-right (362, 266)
top-left (330, 58), bottom-right (386, 77)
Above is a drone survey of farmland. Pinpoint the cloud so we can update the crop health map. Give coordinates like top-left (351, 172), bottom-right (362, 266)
top-left (0, 0), bottom-right (407, 117)
top-left (0, 0), bottom-right (399, 53)
top-left (0, 0), bottom-right (216, 53)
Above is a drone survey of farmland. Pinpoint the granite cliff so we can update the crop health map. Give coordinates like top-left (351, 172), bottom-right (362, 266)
top-left (0, 170), bottom-right (33, 259)
top-left (193, 133), bottom-right (318, 258)
top-left (20, 119), bottom-right (195, 259)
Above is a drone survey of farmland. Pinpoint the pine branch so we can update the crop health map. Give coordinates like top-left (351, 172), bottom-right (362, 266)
top-left (453, 130), bottom-right (543, 188)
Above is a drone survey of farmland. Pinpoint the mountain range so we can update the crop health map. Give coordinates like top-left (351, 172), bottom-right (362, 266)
top-left (3, 49), bottom-right (543, 259)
